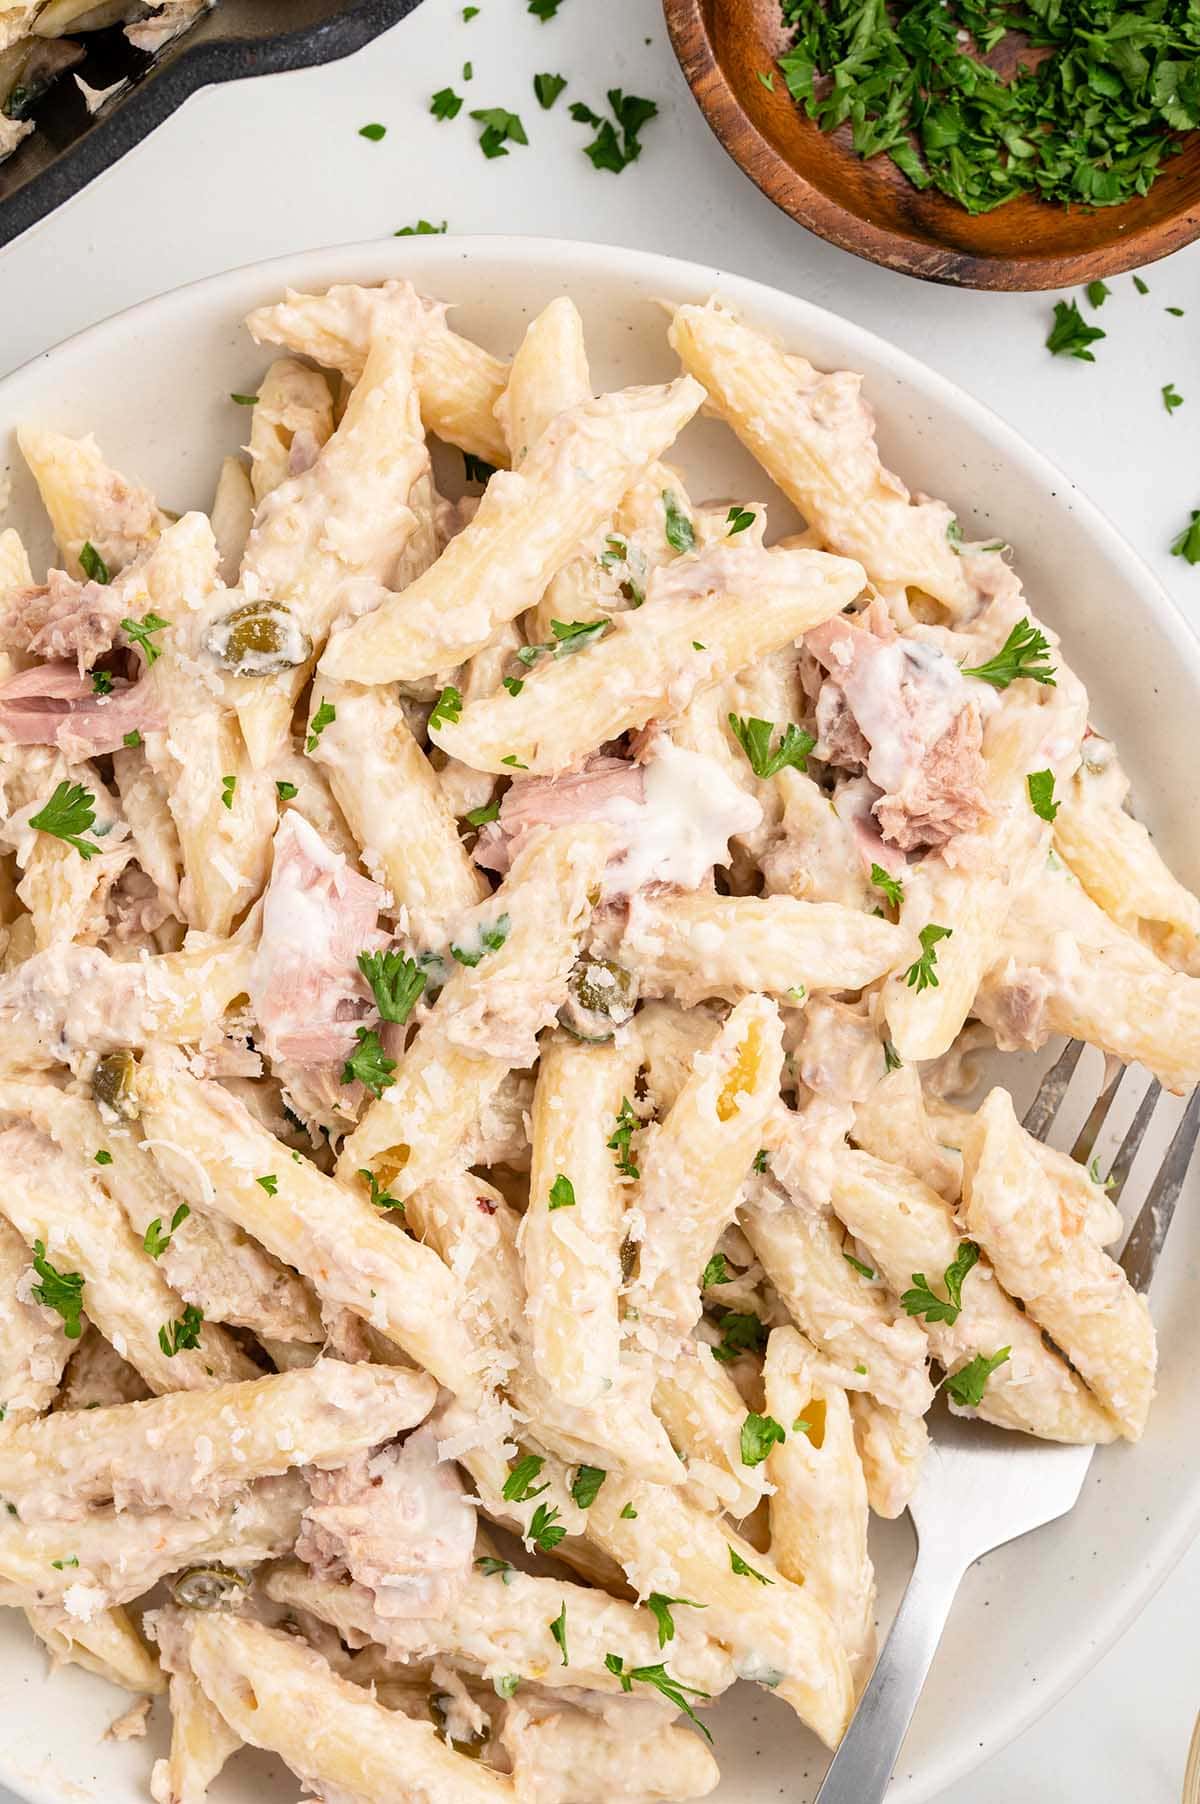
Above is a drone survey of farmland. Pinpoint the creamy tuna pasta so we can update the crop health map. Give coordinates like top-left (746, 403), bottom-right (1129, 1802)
top-left (0, 278), bottom-right (1195, 1803)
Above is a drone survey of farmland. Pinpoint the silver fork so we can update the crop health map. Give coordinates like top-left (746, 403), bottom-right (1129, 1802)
top-left (814, 1044), bottom-right (1200, 1804)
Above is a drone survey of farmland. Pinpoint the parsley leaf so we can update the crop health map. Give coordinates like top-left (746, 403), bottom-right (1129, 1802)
top-left (230, 392), bottom-right (258, 406)
top-left (220, 774), bottom-right (236, 811)
top-left (1046, 300), bottom-right (1105, 362)
top-left (535, 71), bottom-right (567, 109)
top-left (728, 1544), bottom-right (773, 1586)
top-left (1086, 280), bottom-right (1110, 308)
top-left (529, 1503), bottom-right (566, 1552)
top-left (121, 613), bottom-right (170, 665)
top-left (904, 923), bottom-right (953, 993)
top-left (663, 489), bottom-right (696, 553)
top-left (529, 0), bottom-right (563, 15)
top-left (962, 619), bottom-right (1056, 689)
top-left (470, 106), bottom-right (529, 158)
top-left (79, 541), bottom-right (110, 584)
top-left (607, 1097), bottom-right (640, 1179)
top-left (29, 780), bottom-right (100, 861)
top-left (431, 86), bottom-right (463, 120)
top-left (94, 1149), bottom-right (112, 1165)
top-left (619, 1502), bottom-right (638, 1519)
top-left (844, 1252), bottom-right (875, 1279)
top-left (395, 218), bottom-right (448, 236)
top-left (476, 1555), bottom-right (515, 1581)
top-left (728, 714), bottom-right (815, 780)
top-left (1171, 510), bottom-right (1200, 565)
top-left (1163, 381), bottom-right (1184, 414)
top-left (359, 122), bottom-right (386, 141)
top-left (726, 505), bottom-right (755, 535)
top-left (711, 1311), bottom-right (766, 1365)
top-left (884, 1041), bottom-right (902, 1072)
top-left (306, 700), bottom-right (336, 751)
top-left (944, 1346), bottom-right (1011, 1408)
top-left (357, 949), bottom-right (426, 1024)
top-left (740, 1411), bottom-right (787, 1467)
top-left (753, 1148), bottom-right (769, 1173)
top-left (548, 1602), bottom-right (569, 1665)
top-left (502, 1453), bottom-right (548, 1502)
top-left (359, 1168), bottom-right (404, 1212)
top-left (429, 686), bottom-right (463, 731)
top-left (870, 862), bottom-right (904, 907)
top-left (1027, 769), bottom-right (1059, 822)
top-left (571, 88), bottom-right (658, 171)
top-left (30, 1240), bottom-right (84, 1338)
top-left (143, 1203), bottom-right (190, 1258)
top-left (901, 1241), bottom-right (980, 1325)
top-left (644, 1592), bottom-right (704, 1648)
top-left (548, 1173), bottom-right (576, 1211)
top-left (570, 1464), bottom-right (606, 1508)
top-left (122, 730), bottom-right (142, 748)
top-left (450, 912), bottom-right (511, 967)
top-left (340, 1027), bottom-right (396, 1098)
top-left (276, 780), bottom-right (298, 800)
top-left (701, 1252), bottom-right (731, 1287)
top-left (465, 795), bottom-right (501, 828)
top-left (91, 669), bottom-right (114, 696)
top-left (158, 1304), bottom-right (204, 1357)
top-left (256, 1174), bottom-right (278, 1196)
top-left (493, 1674), bottom-right (520, 1699)
top-left (1134, 275), bottom-right (1150, 295)
top-left (603, 1655), bottom-right (712, 1740)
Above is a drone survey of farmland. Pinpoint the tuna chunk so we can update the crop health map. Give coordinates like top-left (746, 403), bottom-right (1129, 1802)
top-left (296, 1424), bottom-right (475, 1618)
top-left (0, 661), bottom-right (163, 761)
top-left (0, 570), bottom-right (127, 674)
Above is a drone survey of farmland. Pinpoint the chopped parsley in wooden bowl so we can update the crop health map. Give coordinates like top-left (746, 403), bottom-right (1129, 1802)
top-left (663, 0), bottom-right (1200, 289)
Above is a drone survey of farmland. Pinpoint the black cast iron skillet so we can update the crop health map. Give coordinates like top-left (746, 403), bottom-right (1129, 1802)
top-left (0, 0), bottom-right (425, 248)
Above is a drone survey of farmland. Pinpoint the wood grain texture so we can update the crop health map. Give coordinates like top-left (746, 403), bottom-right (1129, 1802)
top-left (663, 0), bottom-right (1200, 291)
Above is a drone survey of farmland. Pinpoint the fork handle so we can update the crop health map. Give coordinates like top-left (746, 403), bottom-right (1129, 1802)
top-left (813, 1541), bottom-right (967, 1804)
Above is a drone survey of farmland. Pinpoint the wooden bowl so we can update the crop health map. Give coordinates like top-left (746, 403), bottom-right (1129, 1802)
top-left (663, 0), bottom-right (1200, 290)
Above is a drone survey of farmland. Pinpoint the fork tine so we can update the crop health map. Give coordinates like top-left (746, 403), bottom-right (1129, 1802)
top-left (1069, 1060), bottom-right (1127, 1165)
top-left (1022, 1038), bottom-right (1084, 1141)
top-left (1103, 1079), bottom-right (1162, 1203)
top-left (1120, 1088), bottom-right (1200, 1291)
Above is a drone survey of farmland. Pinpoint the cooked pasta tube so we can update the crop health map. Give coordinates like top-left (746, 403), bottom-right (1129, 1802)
top-left (0, 1210), bottom-right (71, 1426)
top-left (23, 1602), bottom-right (164, 1695)
top-left (496, 295), bottom-right (591, 466)
top-left (848, 1391), bottom-right (929, 1520)
top-left (17, 425), bottom-right (169, 579)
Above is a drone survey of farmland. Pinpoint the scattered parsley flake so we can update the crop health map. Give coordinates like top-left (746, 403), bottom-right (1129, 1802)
top-left (470, 105), bottom-right (528, 158)
top-left (450, 912), bottom-right (511, 967)
top-left (529, 1502), bottom-right (566, 1552)
top-left (501, 754), bottom-right (528, 769)
top-left (1134, 275), bottom-right (1150, 295)
top-left (359, 122), bottom-right (386, 141)
top-left (607, 1096), bottom-right (640, 1179)
top-left (1027, 769), bottom-right (1059, 822)
top-left (1171, 510), bottom-right (1200, 564)
top-left (220, 774), bottom-right (236, 811)
top-left (884, 1041), bottom-right (903, 1072)
top-left (79, 541), bottom-right (110, 584)
top-left (30, 1240), bottom-right (84, 1337)
top-left (904, 922), bottom-right (953, 992)
top-left (123, 730), bottom-right (142, 748)
top-left (752, 1148), bottom-right (769, 1174)
top-left (1167, 306), bottom-right (1185, 317)
top-left (51, 1556), bottom-right (79, 1569)
top-left (728, 713), bottom-right (815, 780)
top-left (502, 1453), bottom-right (548, 1503)
top-left (1047, 300), bottom-right (1105, 361)
top-left (529, 0), bottom-right (564, 15)
top-left (306, 700), bottom-right (336, 751)
top-left (644, 1592), bottom-right (704, 1647)
top-left (726, 504), bottom-right (755, 535)
top-left (395, 219), bottom-right (447, 236)
top-left (29, 780), bottom-right (99, 861)
top-left (143, 1203), bottom-right (190, 1259)
top-left (463, 3), bottom-right (478, 15)
top-left (793, 1416), bottom-right (812, 1437)
top-left (463, 60), bottom-right (473, 79)
top-left (663, 490), bottom-right (696, 553)
top-left (844, 1252), bottom-right (875, 1279)
top-left (603, 1655), bottom-right (712, 1740)
top-left (963, 618), bottom-right (1056, 689)
top-left (230, 393), bottom-right (258, 406)
top-left (757, 68), bottom-right (775, 90)
top-left (571, 88), bottom-right (658, 171)
top-left (431, 86), bottom-right (463, 120)
top-left (548, 1173), bottom-right (576, 1211)
top-left (94, 1149), bottom-right (112, 1166)
top-left (1163, 382), bottom-right (1184, 414)
top-left (429, 686), bottom-right (462, 731)
top-left (276, 780), bottom-right (298, 800)
top-left (870, 862), bottom-right (904, 907)
top-left (701, 1253), bottom-right (731, 1288)
top-left (711, 1311), bottom-right (766, 1365)
top-left (535, 71), bottom-right (567, 108)
top-left (1088, 1156), bottom-right (1116, 1191)
top-left (359, 1168), bottom-right (404, 1212)
top-left (692, 640), bottom-right (706, 651)
top-left (493, 1674), bottom-right (520, 1698)
top-left (728, 1544), bottom-right (773, 1586)
top-left (619, 1502), bottom-right (638, 1519)
top-left (476, 1555), bottom-right (515, 1581)
top-left (91, 669), bottom-right (114, 696)
top-left (571, 1464), bottom-right (606, 1508)
top-left (357, 949), bottom-right (426, 1024)
top-left (465, 795), bottom-right (501, 828)
top-left (944, 1346), bottom-right (1011, 1408)
top-left (902, 1241), bottom-right (980, 1325)
top-left (340, 1027), bottom-right (396, 1099)
top-left (740, 1411), bottom-right (787, 1467)
top-left (121, 612), bottom-right (169, 665)
top-left (158, 1304), bottom-right (204, 1358)
top-left (256, 1174), bottom-right (278, 1196)
top-left (1086, 280), bottom-right (1110, 308)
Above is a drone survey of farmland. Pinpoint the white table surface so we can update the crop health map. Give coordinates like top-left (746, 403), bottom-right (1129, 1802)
top-left (0, 1), bottom-right (1197, 1798)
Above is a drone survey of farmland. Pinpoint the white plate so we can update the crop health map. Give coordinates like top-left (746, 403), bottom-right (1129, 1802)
top-left (0, 237), bottom-right (1197, 1804)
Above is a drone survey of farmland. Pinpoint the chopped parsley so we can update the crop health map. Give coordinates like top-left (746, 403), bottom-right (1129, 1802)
top-left (395, 219), bottom-right (448, 236)
top-left (220, 774), bottom-right (236, 811)
top-left (431, 86), bottom-right (463, 120)
top-left (944, 1345), bottom-right (1011, 1408)
top-left (158, 1304), bottom-right (204, 1358)
top-left (450, 913), bottom-right (511, 967)
top-left (463, 61), bottom-right (473, 79)
top-left (570, 90), bottom-right (658, 172)
top-left (1171, 511), bottom-right (1200, 565)
top-left (904, 923), bottom-right (953, 993)
top-left (476, 1555), bottom-right (515, 1581)
top-left (463, 3), bottom-right (479, 15)
top-left (701, 1253), bottom-right (731, 1288)
top-left (663, 490), bottom-right (696, 553)
top-left (570, 1464), bottom-right (606, 1508)
top-left (1046, 300), bottom-right (1105, 362)
top-left (359, 1168), bottom-right (404, 1212)
top-left (91, 669), bottom-right (114, 696)
top-left (470, 105), bottom-right (529, 158)
top-left (753, 1148), bottom-right (769, 1174)
top-left (549, 1602), bottom-right (569, 1664)
top-left (711, 1310), bottom-right (766, 1365)
top-left (963, 619), bottom-right (1056, 689)
top-left (757, 68), bottom-right (776, 90)
top-left (465, 795), bottom-right (501, 828)
top-left (429, 686), bottom-right (463, 731)
top-left (501, 754), bottom-right (528, 769)
top-left (603, 1655), bottom-right (712, 1740)
top-left (256, 1174), bottom-right (278, 1196)
top-left (493, 1674), bottom-right (520, 1699)
top-left (121, 612), bottom-right (170, 665)
top-left (1167, 305), bottom-right (1185, 316)
top-left (1027, 769), bottom-right (1059, 822)
top-left (122, 730), bottom-right (142, 748)
top-left (844, 1252), bottom-right (875, 1279)
top-left (728, 1544), bottom-right (773, 1586)
top-left (740, 1411), bottom-right (787, 1467)
top-left (1134, 274), bottom-right (1150, 295)
top-left (30, 1240), bottom-right (84, 1338)
top-left (340, 1027), bottom-right (396, 1098)
top-left (548, 1173), bottom-right (576, 1211)
top-left (870, 862), bottom-right (904, 907)
top-left (1086, 280), bottom-right (1111, 308)
top-left (275, 780), bottom-right (298, 800)
top-left (619, 1502), bottom-right (638, 1519)
top-left (1163, 382), bottom-right (1184, 414)
top-left (884, 1041), bottom-right (903, 1072)
top-left (79, 541), bottom-right (110, 584)
top-left (529, 0), bottom-right (564, 13)
top-left (143, 1203), bottom-right (190, 1259)
top-left (357, 949), bottom-right (426, 1024)
top-left (29, 780), bottom-right (100, 861)
top-left (306, 700), bottom-right (336, 751)
top-left (644, 1592), bottom-right (704, 1647)
top-left (535, 71), bottom-right (567, 108)
top-left (517, 618), bottom-right (609, 667)
top-left (463, 452), bottom-right (497, 484)
top-left (359, 122), bottom-right (386, 141)
top-left (728, 713), bottom-right (815, 780)
top-left (726, 504), bottom-right (755, 535)
top-left (502, 1453), bottom-right (548, 1502)
top-left (51, 1556), bottom-right (79, 1570)
top-left (529, 1502), bottom-right (566, 1552)
top-left (902, 1241), bottom-right (980, 1325)
top-left (94, 1149), bottom-right (112, 1166)
top-left (230, 393), bottom-right (259, 406)
top-left (503, 676), bottom-right (524, 697)
top-left (607, 1096), bottom-right (640, 1179)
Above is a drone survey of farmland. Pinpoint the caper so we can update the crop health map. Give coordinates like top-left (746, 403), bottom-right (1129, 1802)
top-left (170, 1564), bottom-right (249, 1611)
top-left (619, 1233), bottom-right (639, 1284)
top-left (558, 958), bottom-right (638, 1043)
top-left (428, 1694), bottom-right (487, 1759)
top-left (203, 600), bottom-right (312, 677)
top-left (92, 1049), bottom-right (138, 1120)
